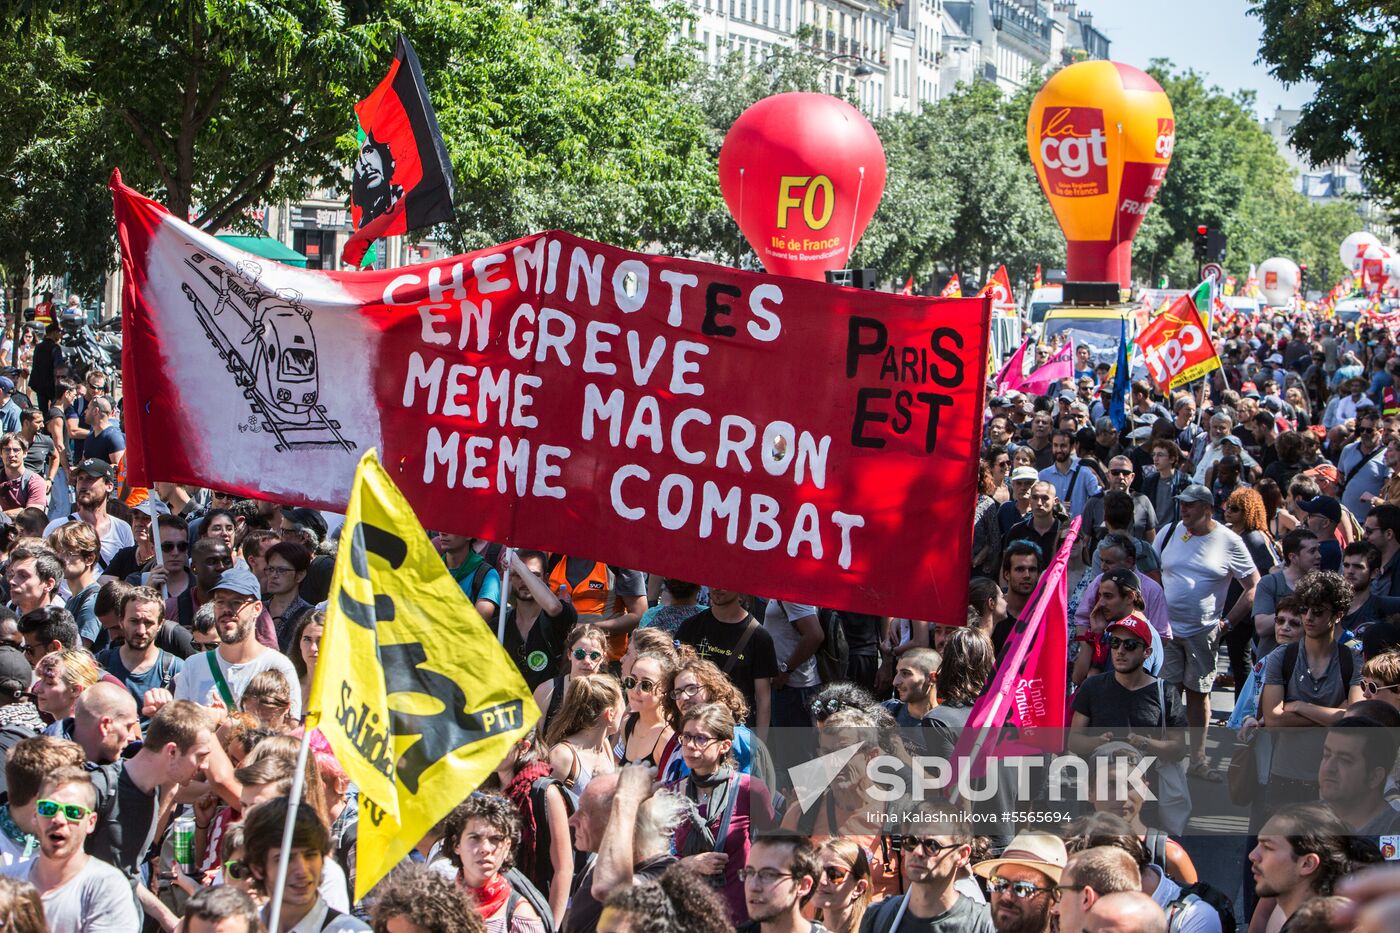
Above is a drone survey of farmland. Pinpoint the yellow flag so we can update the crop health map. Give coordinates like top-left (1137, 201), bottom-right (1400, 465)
top-left (308, 450), bottom-right (539, 900)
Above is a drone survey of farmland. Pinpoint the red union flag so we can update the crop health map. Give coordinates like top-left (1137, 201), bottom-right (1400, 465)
top-left (1135, 294), bottom-right (1220, 393)
top-left (111, 172), bottom-right (992, 623)
top-left (1037, 106), bottom-right (1109, 197)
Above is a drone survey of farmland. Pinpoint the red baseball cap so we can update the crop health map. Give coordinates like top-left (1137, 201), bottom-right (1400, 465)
top-left (1107, 613), bottom-right (1153, 654)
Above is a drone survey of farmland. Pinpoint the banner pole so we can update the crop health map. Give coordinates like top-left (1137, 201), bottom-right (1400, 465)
top-left (146, 496), bottom-right (166, 600)
top-left (267, 725), bottom-right (315, 933)
top-left (496, 546), bottom-right (514, 644)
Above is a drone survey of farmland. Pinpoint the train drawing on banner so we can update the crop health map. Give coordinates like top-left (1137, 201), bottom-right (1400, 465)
top-left (180, 249), bottom-right (356, 453)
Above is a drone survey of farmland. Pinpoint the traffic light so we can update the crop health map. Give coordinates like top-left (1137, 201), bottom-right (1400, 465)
top-left (1299, 264), bottom-right (1309, 293)
top-left (1194, 225), bottom-right (1209, 261)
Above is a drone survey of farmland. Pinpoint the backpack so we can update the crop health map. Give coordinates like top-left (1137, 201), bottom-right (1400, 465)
top-left (504, 865), bottom-right (557, 933)
top-left (1282, 641), bottom-right (1354, 701)
top-left (527, 775), bottom-right (582, 889)
top-left (1167, 880), bottom-right (1237, 933)
top-left (813, 608), bottom-right (849, 684)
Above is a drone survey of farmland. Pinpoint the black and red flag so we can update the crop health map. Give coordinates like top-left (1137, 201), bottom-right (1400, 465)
top-left (343, 35), bottom-right (455, 268)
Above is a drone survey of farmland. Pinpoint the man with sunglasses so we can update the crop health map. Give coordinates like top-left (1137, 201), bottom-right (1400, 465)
top-left (1069, 614), bottom-right (1186, 762)
top-left (1340, 409), bottom-right (1390, 521)
top-left (0, 766), bottom-right (139, 931)
top-left (1052, 846), bottom-right (1140, 933)
top-left (860, 805), bottom-right (992, 933)
top-left (1079, 457), bottom-right (1156, 554)
top-left (739, 835), bottom-right (824, 933)
top-left (168, 539), bottom-right (277, 650)
top-left (163, 566), bottom-right (300, 718)
top-left (972, 832), bottom-right (1067, 933)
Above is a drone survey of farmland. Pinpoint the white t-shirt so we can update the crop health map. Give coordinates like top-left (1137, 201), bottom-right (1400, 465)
top-left (2, 854), bottom-right (140, 933)
top-left (1154, 521), bottom-right (1257, 637)
top-left (172, 647), bottom-right (303, 718)
top-left (43, 514), bottom-right (135, 568)
top-left (267, 896), bottom-right (370, 933)
top-left (764, 600), bottom-right (821, 689)
top-left (1147, 866), bottom-right (1223, 933)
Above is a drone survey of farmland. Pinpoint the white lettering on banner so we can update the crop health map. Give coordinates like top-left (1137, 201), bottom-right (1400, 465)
top-left (385, 235), bottom-right (883, 567)
top-left (1141, 321), bottom-right (1205, 386)
top-left (1039, 130), bottom-right (1108, 178)
top-left (604, 466), bottom-right (865, 568)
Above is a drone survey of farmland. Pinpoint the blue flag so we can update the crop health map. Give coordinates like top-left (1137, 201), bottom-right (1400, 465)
top-left (1107, 317), bottom-right (1131, 431)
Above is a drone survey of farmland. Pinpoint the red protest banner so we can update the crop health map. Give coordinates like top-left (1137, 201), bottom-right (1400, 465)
top-left (111, 172), bottom-right (990, 623)
top-left (1134, 293), bottom-right (1220, 393)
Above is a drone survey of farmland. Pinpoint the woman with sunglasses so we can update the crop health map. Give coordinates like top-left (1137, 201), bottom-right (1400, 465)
top-left (142, 514), bottom-right (193, 599)
top-left (668, 702), bottom-right (774, 925)
top-left (810, 838), bottom-right (872, 933)
top-left (544, 673), bottom-right (623, 795)
top-left (616, 651), bottom-right (676, 769)
top-left (531, 624), bottom-right (607, 738)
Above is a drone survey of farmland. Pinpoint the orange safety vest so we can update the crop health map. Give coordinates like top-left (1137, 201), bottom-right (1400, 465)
top-left (548, 558), bottom-right (626, 660)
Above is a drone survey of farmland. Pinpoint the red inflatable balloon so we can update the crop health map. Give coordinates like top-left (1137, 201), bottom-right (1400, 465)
top-left (719, 93), bottom-right (886, 281)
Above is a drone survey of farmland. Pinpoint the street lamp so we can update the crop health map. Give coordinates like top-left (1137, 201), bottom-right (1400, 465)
top-left (823, 52), bottom-right (874, 77)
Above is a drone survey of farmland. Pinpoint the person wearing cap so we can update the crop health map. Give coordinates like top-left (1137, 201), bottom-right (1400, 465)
top-left (1324, 376), bottom-right (1370, 429)
top-left (1070, 612), bottom-right (1185, 762)
top-left (279, 506), bottom-right (335, 604)
top-left (998, 466), bottom-right (1040, 537)
top-left (164, 565), bottom-right (301, 718)
top-left (1154, 483), bottom-right (1259, 780)
top-left (1298, 496), bottom-right (1344, 571)
top-left (0, 378), bottom-right (19, 435)
top-left (80, 396), bottom-right (124, 470)
top-left (1073, 564), bottom-right (1166, 682)
top-left (971, 832), bottom-right (1065, 933)
top-left (1192, 413), bottom-right (1258, 485)
top-left (1338, 407), bottom-right (1390, 521)
top-left (1039, 429), bottom-right (1101, 521)
top-left (0, 432), bottom-right (45, 518)
top-left (41, 458), bottom-right (134, 569)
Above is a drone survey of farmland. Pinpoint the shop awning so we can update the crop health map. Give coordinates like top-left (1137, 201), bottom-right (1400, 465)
top-left (215, 235), bottom-right (309, 268)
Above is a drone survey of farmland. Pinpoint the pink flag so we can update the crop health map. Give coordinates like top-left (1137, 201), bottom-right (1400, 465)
top-left (1020, 341), bottom-right (1073, 396)
top-left (994, 337), bottom-right (1030, 395)
top-left (953, 517), bottom-right (1081, 779)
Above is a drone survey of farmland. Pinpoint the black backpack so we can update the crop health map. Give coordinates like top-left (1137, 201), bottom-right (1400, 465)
top-left (504, 865), bottom-right (557, 933)
top-left (1282, 642), bottom-right (1354, 700)
top-left (1168, 880), bottom-right (1237, 933)
top-left (814, 608), bottom-right (849, 684)
top-left (527, 775), bottom-right (582, 890)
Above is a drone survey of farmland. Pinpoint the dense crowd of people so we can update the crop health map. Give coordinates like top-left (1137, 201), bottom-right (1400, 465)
top-left (3, 307), bottom-right (1400, 933)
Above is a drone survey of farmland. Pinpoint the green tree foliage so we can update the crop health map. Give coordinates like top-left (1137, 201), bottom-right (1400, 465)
top-left (0, 0), bottom-right (715, 289)
top-left (1133, 62), bottom-right (1371, 290)
top-left (1250, 0), bottom-right (1400, 216)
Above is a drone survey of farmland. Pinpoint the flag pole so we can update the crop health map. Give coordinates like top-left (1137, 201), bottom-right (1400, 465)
top-left (267, 725), bottom-right (315, 933)
top-left (496, 546), bottom-right (514, 643)
top-left (950, 518), bottom-right (1080, 804)
top-left (146, 496), bottom-right (167, 600)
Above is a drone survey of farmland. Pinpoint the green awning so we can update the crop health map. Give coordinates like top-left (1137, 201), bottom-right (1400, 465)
top-left (215, 234), bottom-right (309, 268)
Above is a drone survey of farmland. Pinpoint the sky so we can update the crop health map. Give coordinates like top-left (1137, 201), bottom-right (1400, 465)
top-left (1083, 0), bottom-right (1318, 120)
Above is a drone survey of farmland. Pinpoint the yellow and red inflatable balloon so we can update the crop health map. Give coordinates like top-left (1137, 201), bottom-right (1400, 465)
top-left (1027, 61), bottom-right (1175, 288)
top-left (719, 93), bottom-right (886, 282)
